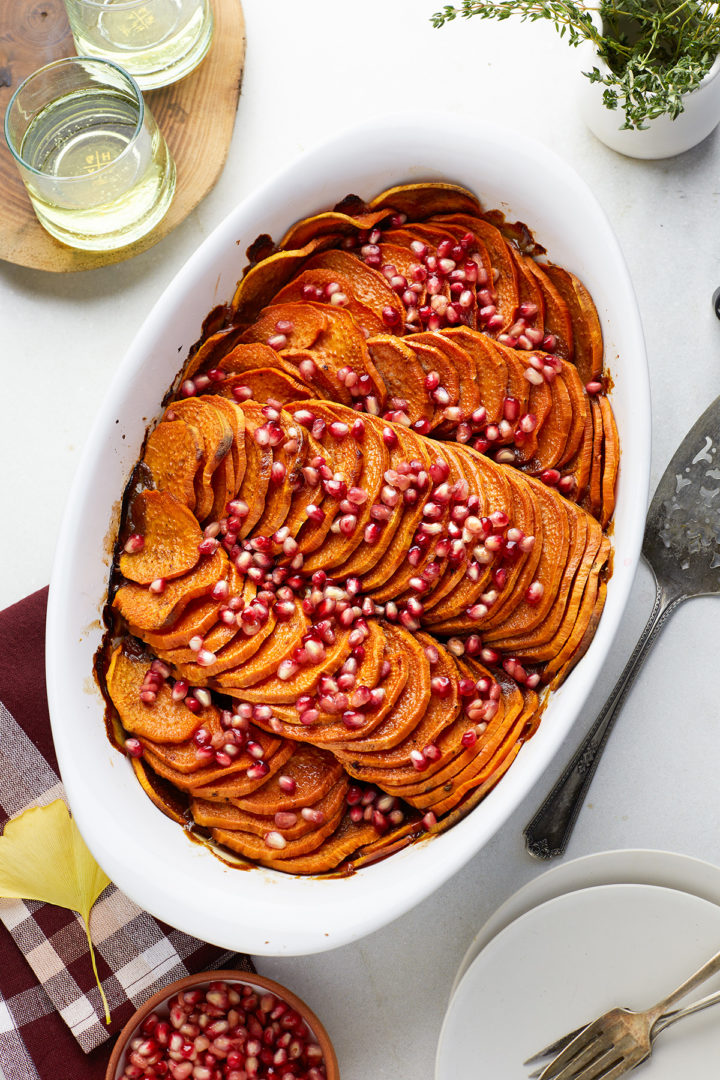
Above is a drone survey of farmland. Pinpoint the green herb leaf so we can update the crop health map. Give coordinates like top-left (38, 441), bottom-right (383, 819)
top-left (431, 0), bottom-right (720, 128)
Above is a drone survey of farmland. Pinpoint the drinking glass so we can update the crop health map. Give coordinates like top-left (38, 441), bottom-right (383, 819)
top-left (63, 0), bottom-right (214, 89)
top-left (4, 57), bottom-right (176, 252)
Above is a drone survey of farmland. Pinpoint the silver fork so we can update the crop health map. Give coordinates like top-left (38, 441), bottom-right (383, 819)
top-left (525, 947), bottom-right (720, 1080)
top-left (526, 988), bottom-right (720, 1077)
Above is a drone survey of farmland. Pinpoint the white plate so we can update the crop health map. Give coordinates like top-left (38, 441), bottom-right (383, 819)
top-left (450, 849), bottom-right (720, 997)
top-left (437, 883), bottom-right (720, 1080)
top-left (46, 114), bottom-right (650, 956)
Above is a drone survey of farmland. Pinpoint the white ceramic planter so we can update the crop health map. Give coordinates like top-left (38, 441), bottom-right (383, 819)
top-left (576, 23), bottom-right (720, 158)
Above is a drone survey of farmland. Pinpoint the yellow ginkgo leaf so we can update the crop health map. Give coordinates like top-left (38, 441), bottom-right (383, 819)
top-left (0, 799), bottom-right (112, 1023)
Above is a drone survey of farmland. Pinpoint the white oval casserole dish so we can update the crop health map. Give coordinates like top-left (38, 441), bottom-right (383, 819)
top-left (46, 113), bottom-right (650, 956)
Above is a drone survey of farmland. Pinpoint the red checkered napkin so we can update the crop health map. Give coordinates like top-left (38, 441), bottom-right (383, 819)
top-left (0, 589), bottom-right (253, 1080)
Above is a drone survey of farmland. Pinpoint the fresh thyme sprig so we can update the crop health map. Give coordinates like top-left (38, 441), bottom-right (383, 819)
top-left (431, 0), bottom-right (720, 129)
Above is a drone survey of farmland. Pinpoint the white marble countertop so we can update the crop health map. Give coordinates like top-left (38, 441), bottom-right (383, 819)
top-left (3, 2), bottom-right (720, 1077)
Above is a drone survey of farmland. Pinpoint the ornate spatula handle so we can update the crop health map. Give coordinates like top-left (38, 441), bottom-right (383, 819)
top-left (524, 579), bottom-right (682, 859)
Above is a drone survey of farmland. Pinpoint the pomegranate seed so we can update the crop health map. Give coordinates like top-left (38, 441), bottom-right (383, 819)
top-left (123, 533), bottom-right (144, 554)
top-left (525, 580), bottom-right (545, 605)
top-left (410, 750), bottom-right (428, 771)
top-left (431, 676), bottom-right (451, 698)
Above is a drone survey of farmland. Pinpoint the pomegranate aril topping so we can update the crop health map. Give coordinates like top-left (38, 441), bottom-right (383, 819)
top-left (123, 533), bottom-right (144, 554)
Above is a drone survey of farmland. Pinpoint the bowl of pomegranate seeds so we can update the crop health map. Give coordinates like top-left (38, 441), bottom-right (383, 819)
top-left (106, 972), bottom-right (338, 1080)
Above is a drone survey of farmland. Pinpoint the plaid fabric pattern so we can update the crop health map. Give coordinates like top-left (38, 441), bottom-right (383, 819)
top-left (0, 588), bottom-right (254, 1080)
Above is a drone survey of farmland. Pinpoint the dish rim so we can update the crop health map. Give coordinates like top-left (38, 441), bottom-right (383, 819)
top-left (45, 112), bottom-right (651, 956)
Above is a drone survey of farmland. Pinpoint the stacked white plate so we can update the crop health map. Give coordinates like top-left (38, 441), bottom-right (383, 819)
top-left (436, 851), bottom-right (720, 1079)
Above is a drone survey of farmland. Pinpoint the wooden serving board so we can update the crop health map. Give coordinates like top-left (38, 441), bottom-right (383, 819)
top-left (0, 0), bottom-right (245, 272)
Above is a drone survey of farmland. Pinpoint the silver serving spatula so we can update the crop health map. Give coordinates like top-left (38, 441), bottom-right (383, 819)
top-left (525, 392), bottom-right (720, 859)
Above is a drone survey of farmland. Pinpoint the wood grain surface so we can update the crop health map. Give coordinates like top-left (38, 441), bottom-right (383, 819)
top-left (0, 0), bottom-right (245, 272)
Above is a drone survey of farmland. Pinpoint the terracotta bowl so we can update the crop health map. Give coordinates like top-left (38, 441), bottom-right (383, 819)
top-left (105, 969), bottom-right (340, 1080)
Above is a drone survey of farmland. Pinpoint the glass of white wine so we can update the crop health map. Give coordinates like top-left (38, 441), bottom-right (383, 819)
top-left (63, 0), bottom-right (214, 90)
top-left (5, 57), bottom-right (176, 252)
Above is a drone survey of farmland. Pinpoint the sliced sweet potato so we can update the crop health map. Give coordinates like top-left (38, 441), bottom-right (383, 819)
top-left (193, 776), bottom-right (347, 841)
top-left (113, 550), bottom-right (227, 632)
top-left (382, 670), bottom-right (526, 803)
top-left (282, 401), bottom-right (364, 553)
top-left (524, 364), bottom-right (574, 473)
top-left (278, 208), bottom-right (388, 251)
top-left (432, 214), bottom-right (520, 333)
top-left (222, 629), bottom-right (353, 705)
top-left (587, 398), bottom-right (604, 520)
top-left (546, 570), bottom-right (608, 691)
top-left (367, 335), bottom-right (434, 426)
top-left (234, 401), bottom-right (273, 537)
top-left (218, 342), bottom-right (300, 378)
top-left (481, 480), bottom-right (572, 645)
top-left (279, 349), bottom-right (338, 401)
top-left (268, 622), bottom-right (387, 736)
top-left (139, 711), bottom-right (225, 774)
top-left (273, 268), bottom-right (386, 337)
top-left (160, 606), bottom-right (276, 682)
top-left (433, 741), bottom-right (523, 828)
top-left (339, 424), bottom-right (431, 581)
top-left (534, 532), bottom-right (609, 679)
top-left (233, 744), bottom-right (345, 812)
top-left (215, 368), bottom-right (314, 406)
top-left (106, 645), bottom-right (204, 744)
top-left (440, 327), bottom-right (509, 425)
top-left (598, 395), bottom-right (619, 528)
top-left (230, 240), bottom-right (327, 326)
top-left (119, 490), bottom-right (202, 585)
top-left (129, 595), bottom-right (221, 651)
top-left (189, 741), bottom-right (295, 800)
top-left (411, 331), bottom-right (479, 433)
top-left (334, 628), bottom-right (431, 757)
top-left (368, 182), bottom-right (482, 219)
top-left (303, 249), bottom-right (405, 326)
top-left (289, 303), bottom-right (386, 407)
top-left (333, 638), bottom-right (459, 768)
top-left (142, 719), bottom-right (282, 788)
top-left (402, 336), bottom-right (461, 428)
top-left (302, 410), bottom-right (389, 572)
top-left (180, 326), bottom-right (245, 381)
top-left (143, 420), bottom-right (202, 511)
top-left (523, 260), bottom-right (574, 361)
top-left (561, 405), bottom-right (594, 502)
top-left (168, 398), bottom-right (233, 522)
top-left (240, 301), bottom-right (328, 353)
top-left (215, 604), bottom-right (308, 689)
top-left (203, 395), bottom-right (247, 501)
top-left (213, 811), bottom-right (375, 874)
top-left (144, 744), bottom-right (281, 796)
top-left (411, 444), bottom-right (488, 614)
top-left (543, 263), bottom-right (603, 384)
top-left (251, 408), bottom-right (308, 538)
top-left (266, 631), bottom-right (410, 745)
top-left (209, 795), bottom-right (344, 861)
top-left (421, 689), bottom-right (538, 816)
top-left (502, 514), bottom-right (595, 658)
top-left (511, 251), bottom-right (546, 344)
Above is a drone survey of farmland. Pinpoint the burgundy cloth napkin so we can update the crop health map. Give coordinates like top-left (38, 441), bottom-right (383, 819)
top-left (0, 588), bottom-right (254, 1080)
